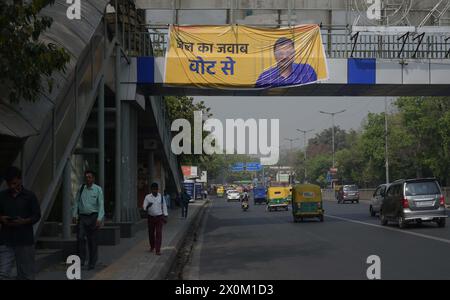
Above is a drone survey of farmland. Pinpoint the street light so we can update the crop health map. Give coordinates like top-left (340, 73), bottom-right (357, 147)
top-left (319, 109), bottom-right (346, 168)
top-left (297, 129), bottom-right (313, 183)
top-left (284, 138), bottom-right (300, 184)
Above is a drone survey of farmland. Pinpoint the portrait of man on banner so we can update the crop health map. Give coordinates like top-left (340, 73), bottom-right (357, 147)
top-left (255, 37), bottom-right (317, 88)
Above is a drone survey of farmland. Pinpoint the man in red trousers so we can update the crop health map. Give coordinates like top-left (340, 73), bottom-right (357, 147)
top-left (143, 183), bottom-right (168, 255)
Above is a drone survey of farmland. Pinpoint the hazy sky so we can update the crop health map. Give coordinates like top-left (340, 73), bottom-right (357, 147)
top-left (194, 96), bottom-right (396, 151)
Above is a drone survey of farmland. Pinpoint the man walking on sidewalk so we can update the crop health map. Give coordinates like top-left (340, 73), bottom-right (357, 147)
top-left (72, 170), bottom-right (105, 270)
top-left (143, 183), bottom-right (168, 255)
top-left (0, 166), bottom-right (41, 280)
top-left (181, 188), bottom-right (191, 219)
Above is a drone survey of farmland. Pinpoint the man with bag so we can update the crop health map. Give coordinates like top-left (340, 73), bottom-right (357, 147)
top-left (180, 188), bottom-right (191, 219)
top-left (72, 170), bottom-right (104, 270)
top-left (143, 182), bottom-right (168, 255)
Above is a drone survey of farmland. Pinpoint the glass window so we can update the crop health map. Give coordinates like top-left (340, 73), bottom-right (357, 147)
top-left (373, 187), bottom-right (380, 197)
top-left (344, 185), bottom-right (358, 191)
top-left (405, 181), bottom-right (440, 196)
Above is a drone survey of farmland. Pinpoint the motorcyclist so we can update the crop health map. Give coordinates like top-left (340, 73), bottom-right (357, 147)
top-left (241, 189), bottom-right (249, 210)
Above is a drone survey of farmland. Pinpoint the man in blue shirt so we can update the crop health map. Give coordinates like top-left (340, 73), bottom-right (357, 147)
top-left (255, 37), bottom-right (317, 88)
top-left (0, 166), bottom-right (41, 280)
top-left (72, 170), bottom-right (104, 270)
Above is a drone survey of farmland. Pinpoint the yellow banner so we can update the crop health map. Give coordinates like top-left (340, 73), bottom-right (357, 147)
top-left (164, 25), bottom-right (328, 89)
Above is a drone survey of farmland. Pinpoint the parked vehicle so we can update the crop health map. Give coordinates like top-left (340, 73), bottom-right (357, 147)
top-left (292, 184), bottom-right (324, 222)
top-left (227, 190), bottom-right (241, 202)
top-left (253, 186), bottom-right (267, 205)
top-left (183, 180), bottom-right (195, 202)
top-left (195, 183), bottom-right (203, 200)
top-left (370, 184), bottom-right (389, 217)
top-left (380, 178), bottom-right (447, 228)
top-left (337, 185), bottom-right (360, 204)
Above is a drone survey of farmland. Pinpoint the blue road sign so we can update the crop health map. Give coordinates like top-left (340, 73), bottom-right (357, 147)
top-left (326, 172), bottom-right (332, 183)
top-left (231, 163), bottom-right (245, 172)
top-left (246, 162), bottom-right (262, 171)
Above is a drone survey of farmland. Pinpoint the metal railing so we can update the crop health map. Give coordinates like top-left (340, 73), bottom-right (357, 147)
top-left (124, 30), bottom-right (450, 60)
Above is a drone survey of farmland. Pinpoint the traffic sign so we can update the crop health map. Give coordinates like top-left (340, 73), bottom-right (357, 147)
top-left (246, 162), bottom-right (262, 171)
top-left (326, 171), bottom-right (332, 183)
top-left (231, 163), bottom-right (245, 172)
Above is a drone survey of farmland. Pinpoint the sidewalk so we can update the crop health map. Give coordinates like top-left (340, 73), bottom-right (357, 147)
top-left (36, 199), bottom-right (208, 280)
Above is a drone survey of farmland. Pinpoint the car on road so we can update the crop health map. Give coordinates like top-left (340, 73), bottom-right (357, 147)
top-left (337, 185), bottom-right (360, 203)
top-left (370, 184), bottom-right (389, 217)
top-left (227, 190), bottom-right (241, 202)
top-left (380, 178), bottom-right (447, 228)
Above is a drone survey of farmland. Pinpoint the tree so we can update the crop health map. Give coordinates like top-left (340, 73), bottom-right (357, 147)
top-left (396, 97), bottom-right (450, 185)
top-left (165, 96), bottom-right (212, 166)
top-left (0, 0), bottom-right (70, 103)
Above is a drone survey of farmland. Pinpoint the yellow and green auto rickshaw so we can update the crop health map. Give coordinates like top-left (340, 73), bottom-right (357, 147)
top-left (292, 184), bottom-right (324, 222)
top-left (267, 187), bottom-right (290, 212)
top-left (216, 186), bottom-right (225, 198)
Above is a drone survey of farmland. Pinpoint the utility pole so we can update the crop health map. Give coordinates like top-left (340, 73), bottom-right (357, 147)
top-left (319, 110), bottom-right (346, 168)
top-left (385, 97), bottom-right (390, 184)
top-left (285, 138), bottom-right (299, 184)
top-left (297, 129), bottom-right (313, 183)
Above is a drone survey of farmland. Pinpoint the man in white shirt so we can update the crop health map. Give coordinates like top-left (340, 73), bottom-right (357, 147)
top-left (143, 182), bottom-right (168, 255)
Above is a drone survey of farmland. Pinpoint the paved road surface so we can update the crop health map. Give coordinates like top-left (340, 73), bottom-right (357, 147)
top-left (184, 196), bottom-right (450, 280)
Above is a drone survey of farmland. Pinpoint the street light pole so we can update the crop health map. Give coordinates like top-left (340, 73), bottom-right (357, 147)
top-left (385, 97), bottom-right (390, 184)
top-left (285, 138), bottom-right (299, 184)
top-left (319, 110), bottom-right (346, 168)
top-left (297, 129), bottom-right (313, 183)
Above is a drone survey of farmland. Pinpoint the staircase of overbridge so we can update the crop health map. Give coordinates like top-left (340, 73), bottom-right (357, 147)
top-left (0, 0), bottom-right (183, 247)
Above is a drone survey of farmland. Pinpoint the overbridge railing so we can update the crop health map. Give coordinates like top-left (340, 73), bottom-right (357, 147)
top-left (122, 28), bottom-right (450, 60)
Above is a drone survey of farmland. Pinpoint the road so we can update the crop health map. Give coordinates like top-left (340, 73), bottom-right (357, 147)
top-left (184, 196), bottom-right (450, 280)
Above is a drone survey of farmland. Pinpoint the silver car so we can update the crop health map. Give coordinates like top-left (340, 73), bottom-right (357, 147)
top-left (370, 184), bottom-right (389, 217)
top-left (380, 178), bottom-right (447, 228)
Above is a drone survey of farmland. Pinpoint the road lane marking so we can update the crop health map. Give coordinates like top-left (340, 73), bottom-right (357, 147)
top-left (325, 214), bottom-right (450, 245)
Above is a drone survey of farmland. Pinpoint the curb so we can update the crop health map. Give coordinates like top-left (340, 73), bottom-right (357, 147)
top-left (147, 200), bottom-right (209, 280)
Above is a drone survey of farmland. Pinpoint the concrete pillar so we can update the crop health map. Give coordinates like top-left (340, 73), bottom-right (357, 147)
top-left (120, 102), bottom-right (139, 222)
top-left (62, 160), bottom-right (72, 239)
top-left (160, 162), bottom-right (166, 194)
top-left (98, 77), bottom-right (105, 190)
top-left (114, 44), bottom-right (122, 223)
top-left (148, 151), bottom-right (155, 193)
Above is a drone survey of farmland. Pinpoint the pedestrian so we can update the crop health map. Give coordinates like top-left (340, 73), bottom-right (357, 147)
top-left (203, 189), bottom-right (208, 199)
top-left (72, 170), bottom-right (105, 270)
top-left (180, 188), bottom-right (191, 219)
top-left (143, 183), bottom-right (168, 255)
top-left (164, 189), bottom-right (171, 210)
top-left (0, 166), bottom-right (41, 280)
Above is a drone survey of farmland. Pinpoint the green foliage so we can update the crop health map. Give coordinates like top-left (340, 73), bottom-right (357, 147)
top-left (165, 96), bottom-right (212, 166)
top-left (0, 0), bottom-right (70, 103)
top-left (289, 97), bottom-right (450, 187)
top-left (165, 96), bottom-right (256, 183)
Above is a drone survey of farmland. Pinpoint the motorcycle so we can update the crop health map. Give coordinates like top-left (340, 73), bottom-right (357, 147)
top-left (241, 201), bottom-right (249, 211)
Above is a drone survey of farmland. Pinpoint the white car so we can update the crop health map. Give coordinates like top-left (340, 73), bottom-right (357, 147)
top-left (227, 190), bottom-right (241, 202)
